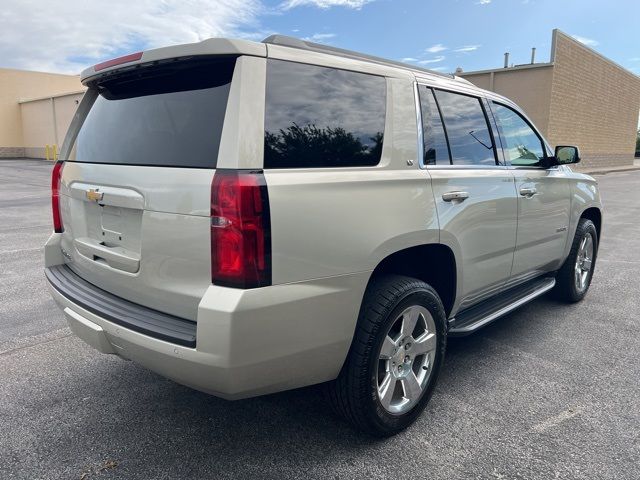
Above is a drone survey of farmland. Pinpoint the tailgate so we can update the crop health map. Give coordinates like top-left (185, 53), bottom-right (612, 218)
top-left (57, 57), bottom-right (236, 321)
top-left (59, 163), bottom-right (213, 321)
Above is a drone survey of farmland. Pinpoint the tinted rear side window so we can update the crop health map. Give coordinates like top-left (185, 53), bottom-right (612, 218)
top-left (75, 57), bottom-right (235, 168)
top-left (434, 90), bottom-right (496, 166)
top-left (264, 59), bottom-right (386, 169)
top-left (418, 86), bottom-right (450, 165)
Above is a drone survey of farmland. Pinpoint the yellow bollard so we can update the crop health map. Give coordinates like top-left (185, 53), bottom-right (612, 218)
top-left (45, 145), bottom-right (50, 161)
top-left (53, 144), bottom-right (58, 161)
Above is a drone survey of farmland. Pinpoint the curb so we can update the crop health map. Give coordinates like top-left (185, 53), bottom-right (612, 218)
top-left (576, 166), bottom-right (640, 175)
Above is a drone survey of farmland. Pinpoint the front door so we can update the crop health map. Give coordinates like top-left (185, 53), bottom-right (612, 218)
top-left (490, 101), bottom-right (571, 285)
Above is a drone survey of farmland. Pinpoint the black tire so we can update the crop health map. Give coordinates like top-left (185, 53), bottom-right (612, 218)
top-left (326, 274), bottom-right (447, 437)
top-left (553, 218), bottom-right (598, 303)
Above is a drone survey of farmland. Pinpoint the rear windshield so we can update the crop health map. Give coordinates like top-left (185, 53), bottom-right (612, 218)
top-left (75, 57), bottom-right (236, 168)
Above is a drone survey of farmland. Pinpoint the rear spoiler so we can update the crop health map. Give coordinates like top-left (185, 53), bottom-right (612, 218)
top-left (80, 38), bottom-right (266, 85)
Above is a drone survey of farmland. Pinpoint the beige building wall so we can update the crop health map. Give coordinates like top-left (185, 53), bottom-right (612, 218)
top-left (460, 29), bottom-right (640, 169)
top-left (461, 65), bottom-right (554, 135)
top-left (20, 92), bottom-right (84, 158)
top-left (0, 68), bottom-right (82, 157)
top-left (546, 30), bottom-right (640, 168)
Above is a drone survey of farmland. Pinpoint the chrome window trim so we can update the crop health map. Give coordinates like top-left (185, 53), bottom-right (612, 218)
top-left (424, 164), bottom-right (511, 171)
top-left (508, 164), bottom-right (560, 171)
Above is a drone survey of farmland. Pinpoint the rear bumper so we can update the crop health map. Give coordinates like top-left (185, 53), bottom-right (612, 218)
top-left (46, 265), bottom-right (197, 347)
top-left (45, 237), bottom-right (369, 399)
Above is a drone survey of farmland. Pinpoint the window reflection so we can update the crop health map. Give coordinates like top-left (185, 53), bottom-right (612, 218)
top-left (434, 90), bottom-right (496, 166)
top-left (264, 60), bottom-right (386, 168)
top-left (419, 86), bottom-right (450, 165)
top-left (76, 59), bottom-right (234, 168)
top-left (492, 103), bottom-right (544, 166)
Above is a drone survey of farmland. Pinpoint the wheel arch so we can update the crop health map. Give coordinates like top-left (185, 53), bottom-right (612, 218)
top-left (580, 206), bottom-right (602, 241)
top-left (366, 244), bottom-right (457, 318)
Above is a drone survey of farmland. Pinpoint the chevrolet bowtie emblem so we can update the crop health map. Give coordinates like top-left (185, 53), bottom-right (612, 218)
top-left (86, 189), bottom-right (103, 202)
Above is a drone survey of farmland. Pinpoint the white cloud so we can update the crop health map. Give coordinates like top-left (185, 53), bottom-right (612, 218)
top-left (0, 0), bottom-right (263, 74)
top-left (418, 56), bottom-right (446, 65)
top-left (425, 43), bottom-right (447, 53)
top-left (401, 57), bottom-right (419, 63)
top-left (430, 66), bottom-right (450, 72)
top-left (302, 33), bottom-right (337, 42)
top-left (454, 45), bottom-right (481, 53)
top-left (476, 0), bottom-right (491, 4)
top-left (571, 35), bottom-right (599, 47)
top-left (281, 0), bottom-right (373, 9)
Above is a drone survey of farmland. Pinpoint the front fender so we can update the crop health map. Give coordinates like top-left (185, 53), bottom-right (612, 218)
top-left (563, 171), bottom-right (602, 261)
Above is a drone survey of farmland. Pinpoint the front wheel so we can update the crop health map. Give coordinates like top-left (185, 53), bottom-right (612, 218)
top-left (326, 275), bottom-right (447, 436)
top-left (554, 218), bottom-right (598, 302)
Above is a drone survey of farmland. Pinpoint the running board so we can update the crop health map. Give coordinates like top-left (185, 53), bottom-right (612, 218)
top-left (448, 276), bottom-right (556, 336)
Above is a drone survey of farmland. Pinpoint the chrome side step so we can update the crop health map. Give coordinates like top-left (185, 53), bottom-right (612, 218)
top-left (448, 277), bottom-right (556, 336)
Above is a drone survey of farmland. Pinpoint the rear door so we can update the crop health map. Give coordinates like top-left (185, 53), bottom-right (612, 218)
top-left (489, 101), bottom-right (571, 284)
top-left (418, 86), bottom-right (518, 311)
top-left (58, 57), bottom-right (236, 320)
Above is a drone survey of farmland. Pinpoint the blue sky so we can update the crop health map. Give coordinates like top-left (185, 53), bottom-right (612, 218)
top-left (1, 0), bottom-right (638, 76)
top-left (262, 0), bottom-right (639, 74)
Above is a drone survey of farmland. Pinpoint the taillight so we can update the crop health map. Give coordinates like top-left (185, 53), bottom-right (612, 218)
top-left (211, 170), bottom-right (271, 288)
top-left (51, 161), bottom-right (64, 233)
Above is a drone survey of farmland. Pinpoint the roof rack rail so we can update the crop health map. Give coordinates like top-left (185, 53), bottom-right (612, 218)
top-left (262, 34), bottom-right (455, 79)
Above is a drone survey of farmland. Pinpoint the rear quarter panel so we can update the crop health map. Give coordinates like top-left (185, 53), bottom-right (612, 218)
top-left (265, 76), bottom-right (440, 284)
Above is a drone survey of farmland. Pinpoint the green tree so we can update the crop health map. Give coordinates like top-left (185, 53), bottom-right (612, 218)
top-left (265, 123), bottom-right (383, 167)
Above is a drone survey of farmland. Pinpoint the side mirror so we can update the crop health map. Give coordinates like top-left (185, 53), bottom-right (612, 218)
top-left (553, 145), bottom-right (581, 165)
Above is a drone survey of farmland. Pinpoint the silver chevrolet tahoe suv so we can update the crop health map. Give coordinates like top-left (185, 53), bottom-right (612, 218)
top-left (44, 35), bottom-right (602, 436)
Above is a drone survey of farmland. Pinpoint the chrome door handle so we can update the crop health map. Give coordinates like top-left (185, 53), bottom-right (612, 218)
top-left (442, 191), bottom-right (469, 202)
top-left (519, 187), bottom-right (537, 197)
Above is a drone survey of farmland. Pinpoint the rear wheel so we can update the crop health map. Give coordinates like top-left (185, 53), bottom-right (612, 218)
top-left (327, 275), bottom-right (447, 436)
top-left (554, 218), bottom-right (598, 302)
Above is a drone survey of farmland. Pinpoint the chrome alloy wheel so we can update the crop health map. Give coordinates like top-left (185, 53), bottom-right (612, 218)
top-left (574, 233), bottom-right (594, 293)
top-left (376, 305), bottom-right (437, 414)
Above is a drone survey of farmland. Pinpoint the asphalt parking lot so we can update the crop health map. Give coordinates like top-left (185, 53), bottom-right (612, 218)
top-left (1, 158), bottom-right (639, 480)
